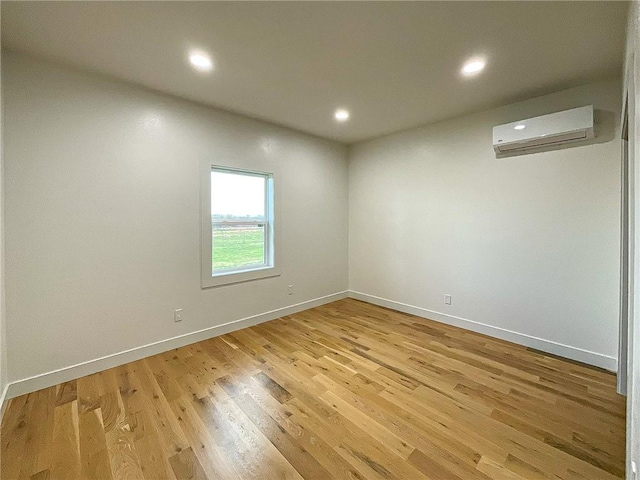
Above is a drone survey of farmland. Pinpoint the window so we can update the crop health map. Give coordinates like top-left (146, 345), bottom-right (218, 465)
top-left (201, 165), bottom-right (279, 287)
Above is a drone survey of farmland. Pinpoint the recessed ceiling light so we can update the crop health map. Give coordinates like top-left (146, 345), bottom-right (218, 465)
top-left (461, 58), bottom-right (486, 76)
top-left (514, 124), bottom-right (526, 130)
top-left (334, 109), bottom-right (350, 122)
top-left (189, 51), bottom-right (213, 72)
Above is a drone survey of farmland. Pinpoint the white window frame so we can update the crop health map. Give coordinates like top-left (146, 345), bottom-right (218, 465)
top-left (201, 163), bottom-right (280, 288)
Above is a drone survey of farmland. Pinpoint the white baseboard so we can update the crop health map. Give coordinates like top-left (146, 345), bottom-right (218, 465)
top-left (4, 289), bottom-right (616, 401)
top-left (349, 290), bottom-right (617, 372)
top-left (0, 382), bottom-right (9, 420)
top-left (5, 291), bottom-right (349, 399)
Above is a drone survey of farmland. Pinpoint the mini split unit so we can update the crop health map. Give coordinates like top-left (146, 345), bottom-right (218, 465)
top-left (493, 105), bottom-right (594, 154)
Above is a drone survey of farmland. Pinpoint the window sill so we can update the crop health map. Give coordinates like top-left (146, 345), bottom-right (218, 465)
top-left (202, 265), bottom-right (281, 288)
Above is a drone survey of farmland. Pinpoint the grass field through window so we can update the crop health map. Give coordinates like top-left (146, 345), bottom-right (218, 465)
top-left (212, 226), bottom-right (265, 271)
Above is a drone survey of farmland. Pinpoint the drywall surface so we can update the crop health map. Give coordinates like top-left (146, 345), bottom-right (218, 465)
top-left (349, 78), bottom-right (622, 369)
top-left (0, 30), bottom-right (6, 406)
top-left (3, 52), bottom-right (348, 385)
top-left (625, 1), bottom-right (640, 477)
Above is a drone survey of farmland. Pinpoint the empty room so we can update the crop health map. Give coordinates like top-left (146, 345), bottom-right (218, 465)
top-left (0, 1), bottom-right (638, 479)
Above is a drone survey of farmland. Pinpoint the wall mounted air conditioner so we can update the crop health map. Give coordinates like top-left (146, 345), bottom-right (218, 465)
top-left (493, 105), bottom-right (594, 154)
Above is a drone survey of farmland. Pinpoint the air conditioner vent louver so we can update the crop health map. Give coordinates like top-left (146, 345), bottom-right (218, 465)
top-left (493, 105), bottom-right (594, 155)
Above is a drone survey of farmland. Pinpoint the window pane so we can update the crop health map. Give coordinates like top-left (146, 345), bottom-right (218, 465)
top-left (211, 171), bottom-right (265, 220)
top-left (212, 224), bottom-right (265, 271)
top-left (211, 169), bottom-right (267, 274)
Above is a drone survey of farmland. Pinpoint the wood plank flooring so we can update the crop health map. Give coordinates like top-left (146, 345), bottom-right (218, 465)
top-left (0, 298), bottom-right (626, 479)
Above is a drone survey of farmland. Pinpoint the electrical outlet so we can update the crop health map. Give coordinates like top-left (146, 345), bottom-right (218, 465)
top-left (444, 294), bottom-right (452, 305)
top-left (288, 285), bottom-right (294, 295)
top-left (174, 309), bottom-right (183, 322)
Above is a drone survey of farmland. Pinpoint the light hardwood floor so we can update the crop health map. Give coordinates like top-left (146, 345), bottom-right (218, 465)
top-left (0, 298), bottom-right (626, 479)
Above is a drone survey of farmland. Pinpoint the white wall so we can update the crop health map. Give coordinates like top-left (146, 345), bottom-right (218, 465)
top-left (0, 14), bottom-right (7, 408)
top-left (625, 1), bottom-right (640, 477)
top-left (2, 52), bottom-right (349, 392)
top-left (349, 78), bottom-right (622, 370)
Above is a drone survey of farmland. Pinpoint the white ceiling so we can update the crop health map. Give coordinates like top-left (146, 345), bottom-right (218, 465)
top-left (1, 1), bottom-right (628, 144)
